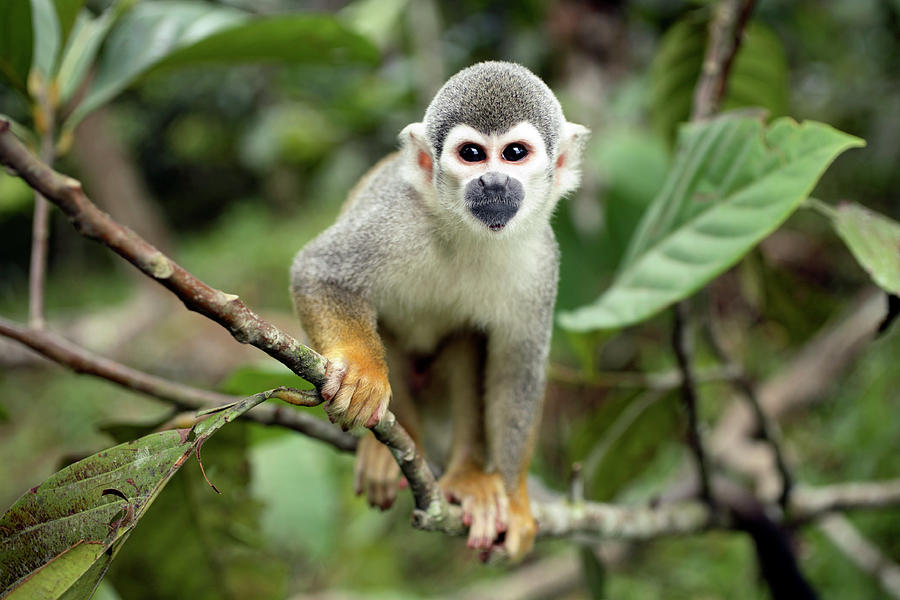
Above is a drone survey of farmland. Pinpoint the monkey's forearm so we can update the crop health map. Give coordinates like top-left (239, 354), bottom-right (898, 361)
top-left (484, 335), bottom-right (548, 492)
top-left (293, 287), bottom-right (383, 363)
top-left (292, 284), bottom-right (391, 429)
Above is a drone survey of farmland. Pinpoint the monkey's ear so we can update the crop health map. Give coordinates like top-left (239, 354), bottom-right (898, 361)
top-left (399, 122), bottom-right (434, 192)
top-left (555, 122), bottom-right (590, 197)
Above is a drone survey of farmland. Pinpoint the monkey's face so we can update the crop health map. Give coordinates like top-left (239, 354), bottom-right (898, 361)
top-left (400, 118), bottom-right (588, 239)
top-left (435, 123), bottom-right (553, 236)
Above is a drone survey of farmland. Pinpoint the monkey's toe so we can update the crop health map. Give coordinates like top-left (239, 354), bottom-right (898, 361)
top-left (354, 432), bottom-right (401, 509)
top-left (438, 464), bottom-right (509, 552)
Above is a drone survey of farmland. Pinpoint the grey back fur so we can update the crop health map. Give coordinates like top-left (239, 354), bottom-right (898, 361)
top-left (424, 62), bottom-right (564, 157)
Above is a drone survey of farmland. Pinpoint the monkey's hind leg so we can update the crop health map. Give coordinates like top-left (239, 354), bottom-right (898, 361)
top-left (433, 334), bottom-right (509, 551)
top-left (353, 335), bottom-right (421, 510)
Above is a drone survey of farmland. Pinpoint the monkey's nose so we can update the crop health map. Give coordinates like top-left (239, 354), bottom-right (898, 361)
top-left (479, 172), bottom-right (509, 194)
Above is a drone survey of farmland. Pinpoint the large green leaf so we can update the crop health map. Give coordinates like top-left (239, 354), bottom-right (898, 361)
top-left (65, 2), bottom-right (378, 130)
top-left (0, 393), bottom-right (267, 598)
top-left (558, 115), bottom-right (864, 332)
top-left (826, 201), bottom-right (900, 295)
top-left (52, 0), bottom-right (84, 49)
top-left (30, 0), bottom-right (62, 81)
top-left (649, 14), bottom-right (789, 142)
top-left (106, 424), bottom-right (288, 600)
top-left (0, 0), bottom-right (34, 96)
top-left (56, 6), bottom-right (118, 105)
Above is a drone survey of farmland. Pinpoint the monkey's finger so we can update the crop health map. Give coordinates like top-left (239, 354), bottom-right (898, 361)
top-left (321, 359), bottom-right (348, 401)
top-left (365, 395), bottom-right (390, 428)
top-left (365, 475), bottom-right (380, 508)
top-left (345, 388), bottom-right (379, 429)
top-left (479, 506), bottom-right (498, 549)
top-left (372, 445), bottom-right (398, 509)
top-left (461, 496), bottom-right (475, 528)
top-left (328, 380), bottom-right (358, 428)
top-left (466, 498), bottom-right (494, 549)
top-left (353, 448), bottom-right (368, 496)
top-left (503, 526), bottom-right (522, 561)
top-left (495, 487), bottom-right (510, 533)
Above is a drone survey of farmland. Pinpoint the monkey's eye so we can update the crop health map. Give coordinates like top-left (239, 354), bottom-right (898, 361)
top-left (458, 144), bottom-right (487, 163)
top-left (502, 143), bottom-right (528, 162)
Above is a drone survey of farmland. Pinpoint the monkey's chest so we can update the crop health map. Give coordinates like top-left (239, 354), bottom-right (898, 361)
top-left (373, 248), bottom-right (535, 353)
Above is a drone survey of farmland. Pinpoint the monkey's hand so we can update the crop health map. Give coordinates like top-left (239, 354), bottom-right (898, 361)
top-left (354, 432), bottom-right (405, 509)
top-left (438, 463), bottom-right (510, 551)
top-left (320, 347), bottom-right (391, 430)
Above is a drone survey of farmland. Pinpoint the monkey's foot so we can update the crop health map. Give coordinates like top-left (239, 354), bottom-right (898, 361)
top-left (354, 432), bottom-right (404, 510)
top-left (493, 496), bottom-right (537, 563)
top-left (438, 464), bottom-right (509, 550)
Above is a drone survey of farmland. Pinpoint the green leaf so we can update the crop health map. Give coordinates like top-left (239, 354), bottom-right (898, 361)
top-left (580, 546), bottom-right (607, 599)
top-left (152, 14), bottom-right (378, 71)
top-left (558, 115), bottom-right (864, 332)
top-left (30, 0), bottom-right (62, 80)
top-left (0, 393), bottom-right (267, 598)
top-left (649, 14), bottom-right (789, 142)
top-left (0, 0), bottom-right (34, 96)
top-left (340, 0), bottom-right (409, 48)
top-left (106, 424), bottom-right (288, 600)
top-left (65, 2), bottom-right (378, 130)
top-left (52, 0), bottom-right (84, 49)
top-left (56, 7), bottom-right (117, 105)
top-left (598, 129), bottom-right (670, 266)
top-left (5, 541), bottom-right (112, 600)
top-left (827, 202), bottom-right (900, 294)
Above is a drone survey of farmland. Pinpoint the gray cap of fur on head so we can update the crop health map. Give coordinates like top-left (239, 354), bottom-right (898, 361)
top-left (423, 61), bottom-right (564, 158)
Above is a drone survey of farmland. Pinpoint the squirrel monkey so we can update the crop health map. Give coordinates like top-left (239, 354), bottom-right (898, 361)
top-left (291, 62), bottom-right (589, 561)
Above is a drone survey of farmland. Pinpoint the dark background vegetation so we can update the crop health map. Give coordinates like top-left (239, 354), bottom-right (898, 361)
top-left (1, 0), bottom-right (899, 598)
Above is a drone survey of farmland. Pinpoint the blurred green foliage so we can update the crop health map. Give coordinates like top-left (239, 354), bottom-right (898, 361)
top-left (1, 0), bottom-right (900, 598)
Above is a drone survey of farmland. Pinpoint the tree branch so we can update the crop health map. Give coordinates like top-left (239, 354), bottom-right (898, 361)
top-left (819, 514), bottom-right (900, 599)
top-left (669, 0), bottom-right (759, 514)
top-left (0, 119), bottom-right (327, 388)
top-left (0, 118), bottom-right (439, 526)
top-left (28, 85), bottom-right (57, 330)
top-left (703, 318), bottom-right (794, 508)
top-left (691, 0), bottom-right (757, 120)
top-left (790, 480), bottom-right (900, 521)
top-left (672, 302), bottom-right (714, 508)
top-left (0, 315), bottom-right (357, 452)
top-left (549, 363), bottom-right (740, 390)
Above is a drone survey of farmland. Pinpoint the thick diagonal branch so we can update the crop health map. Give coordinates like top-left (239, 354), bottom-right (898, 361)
top-left (0, 119), bottom-right (433, 506)
top-left (0, 120), bottom-right (327, 388)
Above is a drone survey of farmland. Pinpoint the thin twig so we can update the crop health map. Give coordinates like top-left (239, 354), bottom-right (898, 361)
top-left (0, 316), bottom-right (357, 452)
top-left (691, 0), bottom-right (757, 120)
top-left (819, 514), bottom-right (900, 599)
top-left (549, 363), bottom-right (740, 390)
top-left (28, 86), bottom-right (57, 330)
top-left (703, 319), bottom-right (794, 509)
top-left (4, 308), bottom-right (900, 542)
top-left (672, 303), bottom-right (714, 507)
top-left (0, 119), bottom-right (327, 388)
top-left (789, 480), bottom-right (900, 521)
top-left (669, 0), bottom-right (759, 515)
top-left (0, 119), bottom-right (439, 521)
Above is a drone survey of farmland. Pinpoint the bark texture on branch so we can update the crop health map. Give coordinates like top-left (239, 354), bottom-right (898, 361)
top-left (0, 118), bottom-right (440, 530)
top-left (0, 119), bottom-right (327, 389)
top-left (0, 316), bottom-right (357, 452)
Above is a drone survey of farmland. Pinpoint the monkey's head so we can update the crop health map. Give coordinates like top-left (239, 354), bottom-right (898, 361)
top-left (400, 61), bottom-right (589, 238)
